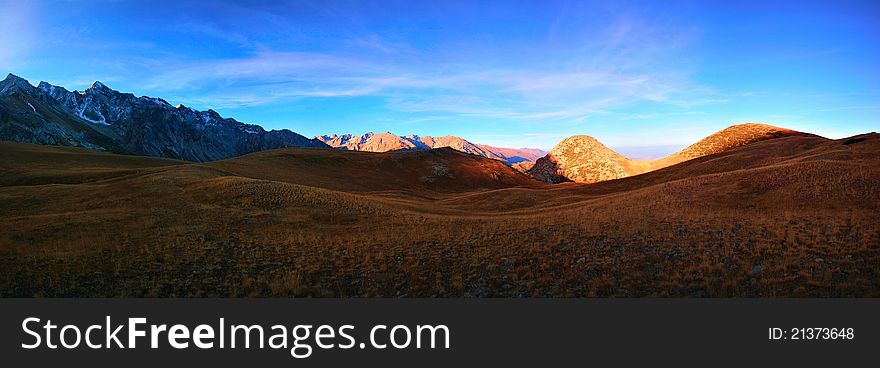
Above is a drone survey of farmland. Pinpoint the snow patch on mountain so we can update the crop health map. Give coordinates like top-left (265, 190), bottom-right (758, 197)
top-left (78, 109), bottom-right (109, 125)
top-left (241, 125), bottom-right (263, 134)
top-left (147, 97), bottom-right (169, 107)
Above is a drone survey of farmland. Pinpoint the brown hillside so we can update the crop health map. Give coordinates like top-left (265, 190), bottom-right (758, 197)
top-left (654, 122), bottom-right (812, 167)
top-left (1, 133), bottom-right (877, 297)
top-left (207, 146), bottom-right (538, 194)
top-left (0, 141), bottom-right (184, 186)
top-left (529, 123), bottom-right (809, 183)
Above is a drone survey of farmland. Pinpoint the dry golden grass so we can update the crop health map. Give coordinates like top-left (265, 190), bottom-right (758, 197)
top-left (531, 123), bottom-right (813, 183)
top-left (0, 133), bottom-right (877, 297)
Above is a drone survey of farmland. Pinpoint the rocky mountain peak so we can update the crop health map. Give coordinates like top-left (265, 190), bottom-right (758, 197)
top-left (0, 73), bottom-right (36, 95)
top-left (3, 73), bottom-right (26, 84)
top-left (86, 81), bottom-right (112, 94)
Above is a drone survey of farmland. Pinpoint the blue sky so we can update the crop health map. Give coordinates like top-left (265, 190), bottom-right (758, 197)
top-left (2, 0), bottom-right (878, 151)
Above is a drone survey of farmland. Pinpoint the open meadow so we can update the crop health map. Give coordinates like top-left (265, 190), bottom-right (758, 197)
top-left (1, 133), bottom-right (878, 297)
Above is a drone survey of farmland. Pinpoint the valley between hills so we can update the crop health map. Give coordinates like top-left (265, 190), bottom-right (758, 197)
top-left (1, 132), bottom-right (877, 297)
top-left (1, 73), bottom-right (878, 297)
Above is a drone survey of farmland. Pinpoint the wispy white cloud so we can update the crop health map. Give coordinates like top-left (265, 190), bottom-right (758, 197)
top-left (58, 9), bottom-right (719, 128)
top-left (138, 54), bottom-right (710, 122)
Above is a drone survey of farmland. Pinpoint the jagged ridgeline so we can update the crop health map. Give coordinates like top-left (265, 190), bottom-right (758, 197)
top-left (0, 73), bottom-right (328, 162)
top-left (315, 132), bottom-right (546, 167)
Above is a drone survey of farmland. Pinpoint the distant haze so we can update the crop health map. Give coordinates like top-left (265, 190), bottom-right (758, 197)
top-left (612, 145), bottom-right (687, 161)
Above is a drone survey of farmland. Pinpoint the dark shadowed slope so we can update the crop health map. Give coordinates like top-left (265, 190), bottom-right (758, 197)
top-left (0, 141), bottom-right (184, 186)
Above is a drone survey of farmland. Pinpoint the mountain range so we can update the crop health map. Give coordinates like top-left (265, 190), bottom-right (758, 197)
top-left (0, 72), bottom-right (832, 186)
top-left (0, 73), bottom-right (328, 162)
top-left (0, 73), bottom-right (548, 166)
top-left (316, 132), bottom-right (546, 167)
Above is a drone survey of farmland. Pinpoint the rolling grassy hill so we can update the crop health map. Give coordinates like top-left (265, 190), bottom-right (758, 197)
top-left (207, 146), bottom-right (538, 194)
top-left (0, 133), bottom-right (877, 297)
top-left (530, 123), bottom-right (815, 183)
